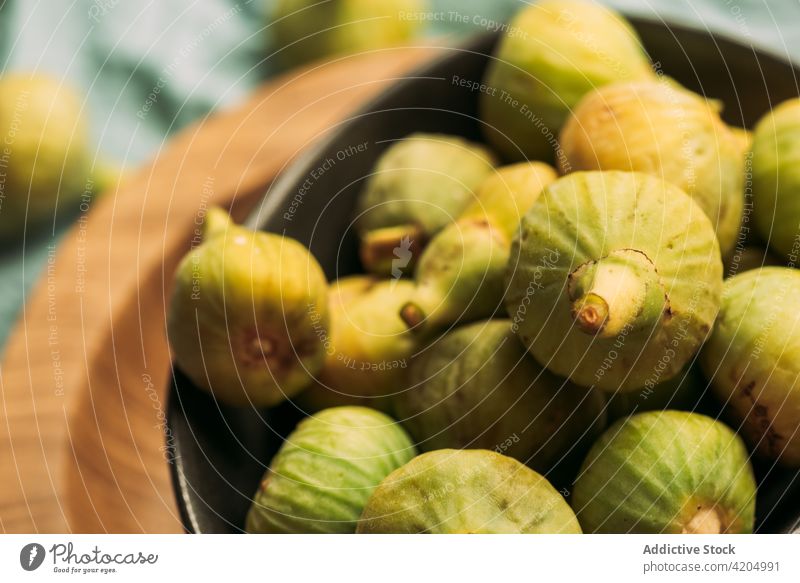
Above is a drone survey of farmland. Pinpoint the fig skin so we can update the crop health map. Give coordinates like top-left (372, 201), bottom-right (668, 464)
top-left (246, 406), bottom-right (416, 534)
top-left (357, 449), bottom-right (582, 534)
top-left (480, 0), bottom-right (653, 162)
top-left (700, 267), bottom-right (800, 466)
top-left (394, 319), bottom-right (606, 473)
top-left (356, 133), bottom-right (497, 276)
top-left (167, 209), bottom-right (329, 407)
top-left (751, 98), bottom-right (800, 260)
top-left (298, 276), bottom-right (421, 409)
top-left (0, 74), bottom-right (91, 237)
top-left (271, 0), bottom-right (427, 69)
top-left (505, 171), bottom-right (723, 392)
top-left (572, 411), bottom-right (756, 534)
top-left (399, 162), bottom-right (557, 331)
top-left (559, 80), bottom-right (745, 257)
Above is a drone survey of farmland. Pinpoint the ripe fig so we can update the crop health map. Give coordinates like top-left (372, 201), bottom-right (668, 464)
top-left (246, 406), bottom-right (416, 533)
top-left (399, 162), bottom-right (556, 330)
top-left (505, 171), bottom-right (723, 392)
top-left (167, 209), bottom-right (329, 407)
top-left (559, 80), bottom-right (745, 256)
top-left (480, 0), bottom-right (653, 162)
top-left (356, 133), bottom-right (497, 276)
top-left (572, 411), bottom-right (756, 533)
top-left (357, 449), bottom-right (581, 533)
top-left (0, 74), bottom-right (91, 237)
top-left (298, 276), bottom-right (420, 409)
top-left (271, 0), bottom-right (427, 68)
top-left (700, 267), bottom-right (800, 466)
top-left (394, 319), bottom-right (606, 473)
top-left (751, 98), bottom-right (800, 260)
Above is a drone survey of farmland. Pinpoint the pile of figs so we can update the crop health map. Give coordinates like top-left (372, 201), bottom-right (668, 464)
top-left (167, 0), bottom-right (800, 534)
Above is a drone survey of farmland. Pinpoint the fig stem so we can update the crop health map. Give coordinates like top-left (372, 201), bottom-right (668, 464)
top-left (568, 249), bottom-right (666, 338)
top-left (682, 506), bottom-right (724, 534)
top-left (360, 224), bottom-right (425, 277)
top-left (203, 207), bottom-right (236, 240)
top-left (399, 301), bottom-right (427, 331)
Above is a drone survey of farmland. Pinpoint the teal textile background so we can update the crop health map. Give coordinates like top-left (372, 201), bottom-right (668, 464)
top-left (0, 0), bottom-right (798, 351)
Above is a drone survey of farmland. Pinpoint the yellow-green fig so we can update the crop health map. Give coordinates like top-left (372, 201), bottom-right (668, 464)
top-left (559, 80), bottom-right (745, 256)
top-left (725, 245), bottom-right (782, 278)
top-left (751, 98), bottom-right (800, 260)
top-left (0, 73), bottom-right (91, 237)
top-left (298, 276), bottom-right (420, 410)
top-left (357, 449), bottom-right (582, 533)
top-left (505, 171), bottom-right (723, 392)
top-left (700, 267), bottom-right (800, 466)
top-left (573, 411), bottom-right (756, 533)
top-left (399, 162), bottom-right (556, 331)
top-left (271, 0), bottom-right (427, 68)
top-left (394, 319), bottom-right (606, 473)
top-left (247, 406), bottom-right (416, 533)
top-left (605, 365), bottom-right (704, 422)
top-left (356, 133), bottom-right (497, 276)
top-left (480, 0), bottom-right (653, 162)
top-left (167, 209), bottom-right (329, 407)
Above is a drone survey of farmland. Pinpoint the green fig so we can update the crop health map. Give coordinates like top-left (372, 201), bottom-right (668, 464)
top-left (271, 0), bottom-right (427, 69)
top-left (299, 276), bottom-right (424, 410)
top-left (752, 98), bottom-right (800, 261)
top-left (559, 80), bottom-right (745, 257)
top-left (505, 171), bottom-right (723, 392)
top-left (399, 162), bottom-right (556, 330)
top-left (730, 125), bottom-right (753, 154)
top-left (0, 73), bottom-right (91, 237)
top-left (167, 208), bottom-right (329, 407)
top-left (394, 319), bottom-right (606, 473)
top-left (246, 406), bottom-right (416, 533)
top-left (357, 449), bottom-right (581, 533)
top-left (573, 411), bottom-right (756, 533)
top-left (480, 0), bottom-right (653, 162)
top-left (356, 133), bottom-right (497, 276)
top-left (700, 267), bottom-right (800, 466)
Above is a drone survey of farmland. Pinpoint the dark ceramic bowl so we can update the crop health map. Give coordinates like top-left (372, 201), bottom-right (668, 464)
top-left (167, 20), bottom-right (800, 534)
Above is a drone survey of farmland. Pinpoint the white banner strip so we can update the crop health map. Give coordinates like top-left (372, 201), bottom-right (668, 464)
top-left (1, 535), bottom-right (798, 582)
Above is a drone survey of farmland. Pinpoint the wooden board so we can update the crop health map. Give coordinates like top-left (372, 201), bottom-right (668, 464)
top-left (0, 45), bottom-right (438, 533)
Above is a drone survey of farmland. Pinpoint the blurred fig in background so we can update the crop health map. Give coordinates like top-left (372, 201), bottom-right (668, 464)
top-left (0, 73), bottom-right (91, 238)
top-left (481, 0), bottom-right (653, 162)
top-left (271, 0), bottom-right (428, 68)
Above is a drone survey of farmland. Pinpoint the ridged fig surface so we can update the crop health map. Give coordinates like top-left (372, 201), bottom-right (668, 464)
top-left (560, 81), bottom-right (745, 256)
top-left (505, 171), bottom-right (723, 392)
top-left (247, 407), bottom-right (416, 533)
top-left (480, 0), bottom-right (653, 162)
top-left (357, 449), bottom-right (581, 533)
top-left (573, 411), bottom-right (756, 533)
top-left (751, 98), bottom-right (800, 260)
top-left (700, 267), bottom-right (800, 466)
top-left (168, 212), bottom-right (329, 407)
top-left (395, 320), bottom-right (606, 472)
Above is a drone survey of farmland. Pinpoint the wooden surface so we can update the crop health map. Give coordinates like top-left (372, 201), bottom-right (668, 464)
top-left (0, 45), bottom-right (437, 533)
